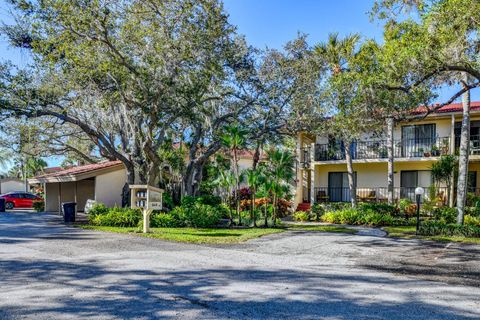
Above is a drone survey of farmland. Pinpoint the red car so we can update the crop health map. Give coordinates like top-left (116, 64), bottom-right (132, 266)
top-left (0, 192), bottom-right (43, 210)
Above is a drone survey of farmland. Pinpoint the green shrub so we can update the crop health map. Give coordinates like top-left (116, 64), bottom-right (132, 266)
top-left (90, 207), bottom-right (142, 227)
top-left (398, 198), bottom-right (413, 213)
top-left (431, 207), bottom-right (457, 224)
top-left (217, 203), bottom-right (231, 219)
top-left (150, 212), bottom-right (183, 228)
top-left (311, 204), bottom-right (325, 221)
top-left (358, 202), bottom-right (398, 216)
top-left (466, 192), bottom-right (480, 207)
top-left (321, 207), bottom-right (397, 226)
top-left (33, 201), bottom-right (45, 212)
top-left (391, 217), bottom-right (417, 226)
top-left (88, 203), bottom-right (109, 216)
top-left (464, 215), bottom-right (480, 227)
top-left (419, 221), bottom-right (480, 238)
top-left (324, 202), bottom-right (350, 212)
top-left (180, 195), bottom-right (222, 208)
top-left (238, 210), bottom-right (260, 226)
top-left (467, 202), bottom-right (480, 217)
top-left (172, 203), bottom-right (221, 228)
top-left (361, 210), bottom-right (394, 226)
top-left (196, 195), bottom-right (222, 207)
top-left (293, 211), bottom-right (309, 222)
top-left (321, 211), bottom-right (337, 224)
top-left (321, 208), bottom-right (362, 225)
top-left (180, 196), bottom-right (197, 207)
top-left (162, 193), bottom-right (174, 210)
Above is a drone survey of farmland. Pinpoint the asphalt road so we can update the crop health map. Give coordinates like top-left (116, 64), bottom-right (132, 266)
top-left (0, 212), bottom-right (479, 320)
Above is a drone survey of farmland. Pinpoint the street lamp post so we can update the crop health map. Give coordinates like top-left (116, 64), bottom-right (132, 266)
top-left (415, 187), bottom-right (425, 235)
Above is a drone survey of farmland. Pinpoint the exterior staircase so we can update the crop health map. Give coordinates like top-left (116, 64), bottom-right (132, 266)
top-left (296, 202), bottom-right (311, 212)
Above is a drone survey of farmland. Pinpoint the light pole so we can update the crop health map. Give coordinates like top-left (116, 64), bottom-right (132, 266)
top-left (415, 187), bottom-right (425, 235)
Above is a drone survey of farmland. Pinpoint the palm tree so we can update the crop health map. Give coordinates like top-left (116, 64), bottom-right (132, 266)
top-left (315, 33), bottom-right (361, 208)
top-left (257, 176), bottom-right (273, 228)
top-left (245, 168), bottom-right (262, 227)
top-left (221, 125), bottom-right (248, 225)
top-left (215, 170), bottom-right (235, 225)
top-left (265, 149), bottom-right (295, 227)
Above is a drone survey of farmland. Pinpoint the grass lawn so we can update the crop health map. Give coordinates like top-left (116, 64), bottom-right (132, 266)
top-left (78, 225), bottom-right (286, 244)
top-left (286, 224), bottom-right (357, 234)
top-left (383, 226), bottom-right (480, 245)
top-left (78, 224), bottom-right (357, 244)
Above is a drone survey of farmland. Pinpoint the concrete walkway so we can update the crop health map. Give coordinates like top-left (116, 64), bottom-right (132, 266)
top-left (0, 211), bottom-right (479, 320)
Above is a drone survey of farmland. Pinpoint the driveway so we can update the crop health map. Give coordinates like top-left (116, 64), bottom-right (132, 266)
top-left (0, 212), bottom-right (479, 320)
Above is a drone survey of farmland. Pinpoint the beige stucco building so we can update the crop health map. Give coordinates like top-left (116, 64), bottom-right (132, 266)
top-left (295, 101), bottom-right (480, 208)
top-left (0, 178), bottom-right (27, 194)
top-left (29, 161), bottom-right (126, 212)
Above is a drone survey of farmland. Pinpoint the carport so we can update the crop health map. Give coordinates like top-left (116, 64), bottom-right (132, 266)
top-left (28, 161), bottom-right (126, 212)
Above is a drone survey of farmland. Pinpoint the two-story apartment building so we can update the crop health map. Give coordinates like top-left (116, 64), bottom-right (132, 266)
top-left (295, 102), bottom-right (480, 208)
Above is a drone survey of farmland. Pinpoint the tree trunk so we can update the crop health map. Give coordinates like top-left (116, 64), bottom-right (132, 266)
top-left (183, 160), bottom-right (206, 197)
top-left (344, 141), bottom-right (357, 208)
top-left (456, 86), bottom-right (471, 225)
top-left (264, 200), bottom-right (268, 228)
top-left (251, 190), bottom-right (257, 227)
top-left (387, 117), bottom-right (395, 205)
top-left (121, 164), bottom-right (136, 207)
top-left (233, 148), bottom-right (241, 225)
top-left (252, 142), bottom-right (262, 170)
top-left (449, 114), bottom-right (456, 207)
top-left (271, 194), bottom-right (277, 227)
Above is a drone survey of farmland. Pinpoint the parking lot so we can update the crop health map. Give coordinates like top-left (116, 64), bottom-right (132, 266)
top-left (0, 211), bottom-right (479, 320)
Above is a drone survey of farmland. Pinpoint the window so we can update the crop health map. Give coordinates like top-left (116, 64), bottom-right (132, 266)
top-left (401, 124), bottom-right (436, 157)
top-left (400, 171), bottom-right (432, 200)
top-left (454, 121), bottom-right (480, 150)
top-left (468, 172), bottom-right (477, 193)
top-left (328, 172), bottom-right (357, 202)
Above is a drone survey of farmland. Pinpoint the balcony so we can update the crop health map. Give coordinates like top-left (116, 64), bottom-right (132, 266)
top-left (454, 134), bottom-right (480, 155)
top-left (314, 137), bottom-right (451, 161)
top-left (313, 187), bottom-right (453, 203)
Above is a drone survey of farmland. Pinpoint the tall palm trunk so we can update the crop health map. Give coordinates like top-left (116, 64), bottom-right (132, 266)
top-left (387, 117), bottom-right (395, 205)
top-left (227, 189), bottom-right (234, 226)
top-left (272, 193), bottom-right (277, 227)
top-left (344, 141), bottom-right (357, 208)
top-left (232, 148), bottom-right (241, 225)
top-left (264, 201), bottom-right (268, 227)
top-left (456, 84), bottom-right (471, 225)
top-left (251, 189), bottom-right (257, 227)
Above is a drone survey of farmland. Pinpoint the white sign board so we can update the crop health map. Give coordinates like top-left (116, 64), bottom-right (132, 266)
top-left (147, 189), bottom-right (163, 210)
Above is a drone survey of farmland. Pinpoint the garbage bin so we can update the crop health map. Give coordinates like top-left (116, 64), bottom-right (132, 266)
top-left (0, 198), bottom-right (5, 213)
top-left (63, 202), bottom-right (77, 223)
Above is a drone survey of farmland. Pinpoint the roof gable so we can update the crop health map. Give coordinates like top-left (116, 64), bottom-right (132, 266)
top-left (28, 161), bottom-right (124, 184)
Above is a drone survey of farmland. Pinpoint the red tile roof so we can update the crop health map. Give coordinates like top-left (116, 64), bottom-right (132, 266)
top-left (411, 101), bottom-right (480, 115)
top-left (33, 161), bottom-right (123, 180)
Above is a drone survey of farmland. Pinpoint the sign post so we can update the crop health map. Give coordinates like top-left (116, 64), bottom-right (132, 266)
top-left (129, 185), bottom-right (164, 233)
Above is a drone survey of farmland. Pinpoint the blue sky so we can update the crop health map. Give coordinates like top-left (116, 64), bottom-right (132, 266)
top-left (0, 0), bottom-right (478, 168)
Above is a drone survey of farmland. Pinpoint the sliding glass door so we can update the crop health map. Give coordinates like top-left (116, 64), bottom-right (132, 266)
top-left (400, 171), bottom-right (418, 200)
top-left (402, 124), bottom-right (436, 157)
top-left (328, 172), bottom-right (356, 202)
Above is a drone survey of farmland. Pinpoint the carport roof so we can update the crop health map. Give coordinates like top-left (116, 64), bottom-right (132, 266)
top-left (28, 161), bottom-right (124, 184)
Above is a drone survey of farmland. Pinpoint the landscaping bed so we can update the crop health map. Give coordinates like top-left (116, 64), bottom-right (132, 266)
top-left (80, 201), bottom-right (358, 244)
top-left (383, 225), bottom-right (480, 245)
top-left (78, 225), bottom-right (285, 244)
top-left (295, 201), bottom-right (480, 244)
